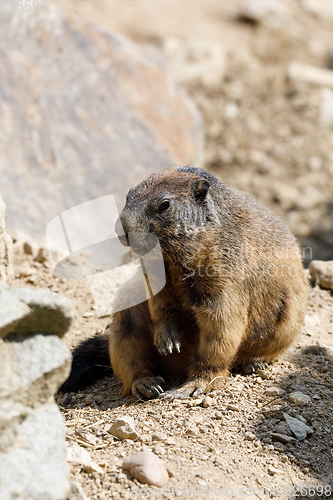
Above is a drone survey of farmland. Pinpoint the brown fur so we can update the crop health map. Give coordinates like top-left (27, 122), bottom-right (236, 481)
top-left (105, 166), bottom-right (308, 398)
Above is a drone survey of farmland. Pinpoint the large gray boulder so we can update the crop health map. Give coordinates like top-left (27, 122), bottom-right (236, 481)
top-left (0, 287), bottom-right (74, 500)
top-left (0, 7), bottom-right (204, 242)
top-left (0, 190), bottom-right (13, 284)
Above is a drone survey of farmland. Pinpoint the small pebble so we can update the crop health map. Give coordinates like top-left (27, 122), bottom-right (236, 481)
top-left (82, 311), bottom-right (94, 318)
top-left (122, 450), bottom-right (169, 487)
top-left (85, 394), bottom-right (95, 405)
top-left (202, 396), bottom-right (213, 408)
top-left (288, 391), bottom-right (311, 406)
top-left (264, 387), bottom-right (285, 397)
top-left (267, 466), bottom-right (279, 475)
top-left (109, 416), bottom-right (140, 440)
top-left (244, 431), bottom-right (256, 441)
top-left (227, 404), bottom-right (239, 411)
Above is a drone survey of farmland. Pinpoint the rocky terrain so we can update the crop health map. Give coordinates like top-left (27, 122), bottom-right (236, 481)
top-left (1, 0), bottom-right (333, 499)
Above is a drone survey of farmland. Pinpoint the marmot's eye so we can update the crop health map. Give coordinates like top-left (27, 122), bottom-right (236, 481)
top-left (158, 200), bottom-right (170, 213)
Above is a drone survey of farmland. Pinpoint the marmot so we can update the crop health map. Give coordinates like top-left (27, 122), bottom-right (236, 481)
top-left (59, 166), bottom-right (308, 400)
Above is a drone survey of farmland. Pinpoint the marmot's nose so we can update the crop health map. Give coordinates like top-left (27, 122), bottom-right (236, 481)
top-left (115, 217), bottom-right (129, 246)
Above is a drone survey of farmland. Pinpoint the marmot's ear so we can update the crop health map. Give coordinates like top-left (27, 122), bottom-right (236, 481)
top-left (193, 179), bottom-right (210, 201)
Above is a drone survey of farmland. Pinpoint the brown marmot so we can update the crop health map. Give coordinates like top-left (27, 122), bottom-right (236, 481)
top-left (59, 166), bottom-right (308, 400)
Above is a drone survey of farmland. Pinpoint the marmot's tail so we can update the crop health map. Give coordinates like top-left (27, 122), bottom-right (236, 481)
top-left (58, 333), bottom-right (112, 393)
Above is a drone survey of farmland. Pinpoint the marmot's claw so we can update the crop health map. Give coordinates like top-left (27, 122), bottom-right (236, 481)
top-left (132, 376), bottom-right (165, 400)
top-left (155, 324), bottom-right (183, 356)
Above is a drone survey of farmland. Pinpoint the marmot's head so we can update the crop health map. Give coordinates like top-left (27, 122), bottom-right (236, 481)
top-left (115, 166), bottom-right (222, 256)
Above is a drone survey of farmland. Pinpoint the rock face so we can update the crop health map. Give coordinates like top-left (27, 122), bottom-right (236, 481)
top-left (0, 189), bottom-right (13, 284)
top-left (0, 7), bottom-right (204, 242)
top-left (0, 286), bottom-right (74, 500)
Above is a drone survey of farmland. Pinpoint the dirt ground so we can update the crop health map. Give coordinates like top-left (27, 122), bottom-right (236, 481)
top-left (10, 0), bottom-right (333, 498)
top-left (12, 242), bottom-right (333, 500)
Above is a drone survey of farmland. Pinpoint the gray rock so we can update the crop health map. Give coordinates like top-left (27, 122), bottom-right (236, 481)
top-left (283, 413), bottom-right (314, 441)
top-left (0, 287), bottom-right (74, 338)
top-left (122, 450), bottom-right (169, 487)
top-left (271, 433), bottom-right (296, 444)
top-left (309, 260), bottom-right (333, 290)
top-left (0, 334), bottom-right (72, 406)
top-left (109, 416), bottom-right (140, 440)
top-left (0, 7), bottom-right (203, 242)
top-left (0, 404), bottom-right (69, 500)
top-left (0, 188), bottom-right (13, 284)
top-left (288, 391), bottom-right (311, 406)
top-left (68, 480), bottom-right (89, 500)
top-left (264, 387), bottom-right (285, 397)
top-left (0, 294), bottom-right (31, 339)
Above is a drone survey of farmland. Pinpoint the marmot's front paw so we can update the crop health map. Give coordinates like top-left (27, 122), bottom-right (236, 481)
top-left (132, 376), bottom-right (165, 400)
top-left (154, 324), bottom-right (182, 355)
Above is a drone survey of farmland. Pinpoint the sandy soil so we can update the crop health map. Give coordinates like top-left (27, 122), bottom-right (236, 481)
top-left (12, 244), bottom-right (333, 500)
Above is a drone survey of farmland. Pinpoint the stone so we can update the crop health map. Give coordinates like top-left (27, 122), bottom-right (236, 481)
top-left (244, 431), bottom-right (256, 441)
top-left (301, 0), bottom-right (333, 19)
top-left (109, 416), bottom-right (140, 440)
top-left (288, 62), bottom-right (333, 88)
top-left (0, 294), bottom-right (31, 339)
top-left (283, 413), bottom-right (314, 441)
top-left (238, 0), bottom-right (289, 25)
top-left (273, 442), bottom-right (284, 452)
top-left (0, 404), bottom-right (69, 500)
top-left (264, 387), bottom-right (285, 397)
top-left (275, 422), bottom-right (291, 435)
top-left (319, 88), bottom-right (333, 128)
top-left (0, 188), bottom-right (13, 284)
top-left (202, 396), bottom-right (213, 408)
top-left (0, 287), bottom-right (74, 339)
top-left (309, 260), bottom-right (333, 290)
top-left (267, 465), bottom-right (279, 475)
top-left (0, 334), bottom-right (72, 406)
top-left (151, 432), bottom-right (168, 442)
top-left (288, 392), bottom-right (311, 406)
top-left (122, 450), bottom-right (169, 487)
top-left (0, 7), bottom-right (203, 242)
top-left (227, 404), bottom-right (239, 411)
top-left (68, 480), bottom-right (89, 500)
top-left (163, 36), bottom-right (226, 89)
top-left (34, 247), bottom-right (48, 264)
top-left (271, 433), bottom-right (296, 444)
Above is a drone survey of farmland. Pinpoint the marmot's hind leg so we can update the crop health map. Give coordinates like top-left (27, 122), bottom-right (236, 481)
top-left (109, 302), bottom-right (164, 398)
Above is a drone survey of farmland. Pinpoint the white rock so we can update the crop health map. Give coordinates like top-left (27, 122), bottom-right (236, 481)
top-left (288, 62), bottom-right (333, 88)
top-left (309, 260), bottom-right (333, 290)
top-left (163, 36), bottom-right (226, 89)
top-left (122, 450), bottom-right (169, 487)
top-left (109, 416), bottom-right (140, 440)
top-left (288, 392), bottom-right (311, 406)
top-left (319, 88), bottom-right (333, 128)
top-left (264, 387), bottom-right (285, 397)
top-left (301, 0), bottom-right (333, 19)
top-left (244, 431), bottom-right (256, 441)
